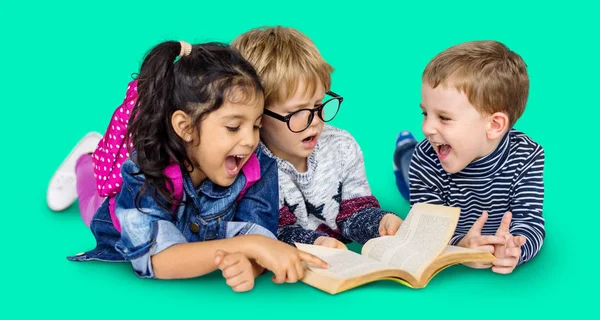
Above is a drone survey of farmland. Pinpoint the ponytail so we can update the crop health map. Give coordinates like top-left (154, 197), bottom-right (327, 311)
top-left (127, 41), bottom-right (263, 214)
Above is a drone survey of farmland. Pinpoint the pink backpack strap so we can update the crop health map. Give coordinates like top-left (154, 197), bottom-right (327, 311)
top-left (237, 153), bottom-right (261, 200)
top-left (163, 162), bottom-right (184, 210)
top-left (111, 156), bottom-right (254, 232)
top-left (109, 161), bottom-right (183, 233)
top-left (109, 197), bottom-right (121, 232)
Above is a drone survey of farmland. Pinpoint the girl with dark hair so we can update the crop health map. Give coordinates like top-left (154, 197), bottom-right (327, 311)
top-left (58, 40), bottom-right (326, 291)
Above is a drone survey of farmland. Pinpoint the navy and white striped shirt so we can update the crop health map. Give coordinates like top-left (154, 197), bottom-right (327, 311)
top-left (409, 129), bottom-right (545, 264)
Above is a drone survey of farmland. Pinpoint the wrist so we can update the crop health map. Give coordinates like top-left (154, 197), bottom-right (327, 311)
top-left (454, 235), bottom-right (467, 247)
top-left (240, 234), bottom-right (268, 260)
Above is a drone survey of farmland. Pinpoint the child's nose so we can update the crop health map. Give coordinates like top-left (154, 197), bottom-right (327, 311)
top-left (422, 118), bottom-right (437, 136)
top-left (240, 130), bottom-right (258, 148)
top-left (309, 112), bottom-right (323, 128)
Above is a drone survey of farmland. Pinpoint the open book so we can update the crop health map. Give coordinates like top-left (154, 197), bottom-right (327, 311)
top-left (296, 203), bottom-right (495, 294)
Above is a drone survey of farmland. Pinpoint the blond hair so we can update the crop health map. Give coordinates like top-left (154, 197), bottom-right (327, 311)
top-left (423, 40), bottom-right (529, 128)
top-left (232, 26), bottom-right (334, 107)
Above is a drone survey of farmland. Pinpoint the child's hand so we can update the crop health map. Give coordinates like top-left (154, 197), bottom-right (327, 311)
top-left (457, 211), bottom-right (506, 269)
top-left (314, 236), bottom-right (347, 249)
top-left (379, 213), bottom-right (403, 236)
top-left (491, 212), bottom-right (527, 274)
top-left (215, 250), bottom-right (255, 292)
top-left (248, 236), bottom-right (329, 284)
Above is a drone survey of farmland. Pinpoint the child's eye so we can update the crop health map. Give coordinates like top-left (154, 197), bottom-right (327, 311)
top-left (226, 126), bottom-right (240, 132)
top-left (439, 116), bottom-right (451, 121)
top-left (253, 125), bottom-right (262, 130)
top-left (421, 111), bottom-right (427, 117)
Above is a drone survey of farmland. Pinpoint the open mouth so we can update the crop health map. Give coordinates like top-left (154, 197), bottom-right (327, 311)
top-left (224, 154), bottom-right (246, 176)
top-left (301, 134), bottom-right (318, 149)
top-left (302, 135), bottom-right (315, 143)
top-left (432, 142), bottom-right (451, 160)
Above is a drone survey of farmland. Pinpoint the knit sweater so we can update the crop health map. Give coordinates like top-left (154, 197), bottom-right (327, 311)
top-left (261, 125), bottom-right (390, 245)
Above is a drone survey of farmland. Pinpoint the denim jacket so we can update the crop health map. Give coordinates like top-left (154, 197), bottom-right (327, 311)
top-left (68, 147), bottom-right (279, 278)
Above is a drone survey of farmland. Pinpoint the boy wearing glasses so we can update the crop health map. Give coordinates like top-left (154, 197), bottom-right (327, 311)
top-left (232, 27), bottom-right (407, 249)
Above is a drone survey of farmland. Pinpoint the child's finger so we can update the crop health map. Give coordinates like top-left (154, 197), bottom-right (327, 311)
top-left (227, 273), bottom-right (249, 288)
top-left (495, 211), bottom-right (512, 236)
top-left (335, 240), bottom-right (348, 250)
top-left (379, 221), bottom-right (388, 236)
top-left (467, 211), bottom-right (488, 235)
top-left (492, 265), bottom-right (515, 274)
top-left (469, 235), bottom-right (506, 247)
top-left (504, 247), bottom-right (521, 258)
top-left (221, 261), bottom-right (244, 279)
top-left (504, 235), bottom-right (525, 248)
top-left (299, 251), bottom-right (329, 269)
top-left (295, 260), bottom-right (305, 280)
top-left (492, 257), bottom-right (518, 267)
top-left (464, 261), bottom-right (492, 269)
top-left (214, 250), bottom-right (227, 266)
top-left (217, 253), bottom-right (240, 271)
top-left (232, 280), bottom-right (254, 292)
top-left (387, 224), bottom-right (399, 236)
top-left (514, 235), bottom-right (527, 247)
top-left (476, 244), bottom-right (496, 254)
top-left (271, 267), bottom-right (287, 284)
top-left (285, 264), bottom-right (299, 283)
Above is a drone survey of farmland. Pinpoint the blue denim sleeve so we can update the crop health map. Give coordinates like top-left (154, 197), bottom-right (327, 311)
top-left (225, 221), bottom-right (276, 239)
top-left (114, 159), bottom-right (187, 279)
top-left (233, 148), bottom-right (280, 237)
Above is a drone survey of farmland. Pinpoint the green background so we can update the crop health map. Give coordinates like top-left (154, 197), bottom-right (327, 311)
top-left (1, 0), bottom-right (597, 317)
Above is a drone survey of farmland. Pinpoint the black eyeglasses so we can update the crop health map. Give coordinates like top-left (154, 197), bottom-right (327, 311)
top-left (263, 91), bottom-right (343, 133)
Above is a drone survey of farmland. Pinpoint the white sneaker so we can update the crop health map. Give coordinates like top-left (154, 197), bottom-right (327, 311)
top-left (47, 132), bottom-right (103, 211)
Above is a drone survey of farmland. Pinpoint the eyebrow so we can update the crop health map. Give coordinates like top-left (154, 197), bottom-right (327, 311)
top-left (222, 115), bottom-right (247, 121)
top-left (287, 95), bottom-right (327, 110)
top-left (420, 103), bottom-right (452, 115)
top-left (222, 114), bottom-right (263, 122)
top-left (286, 101), bottom-right (313, 111)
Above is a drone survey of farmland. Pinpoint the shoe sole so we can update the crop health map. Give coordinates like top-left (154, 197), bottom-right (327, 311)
top-left (47, 132), bottom-right (103, 211)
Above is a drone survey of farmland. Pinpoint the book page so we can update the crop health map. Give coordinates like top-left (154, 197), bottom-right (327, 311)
top-left (295, 243), bottom-right (389, 279)
top-left (362, 211), bottom-right (417, 260)
top-left (362, 203), bottom-right (459, 277)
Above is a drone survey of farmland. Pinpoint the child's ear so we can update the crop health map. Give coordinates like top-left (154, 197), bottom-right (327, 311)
top-left (486, 112), bottom-right (509, 140)
top-left (171, 110), bottom-right (193, 141)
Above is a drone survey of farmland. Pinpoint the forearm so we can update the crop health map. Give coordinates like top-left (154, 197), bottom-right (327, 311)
top-left (151, 235), bottom-right (267, 279)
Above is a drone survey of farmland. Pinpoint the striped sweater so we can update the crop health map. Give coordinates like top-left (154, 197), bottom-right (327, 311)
top-left (261, 125), bottom-right (389, 246)
top-left (409, 129), bottom-right (545, 264)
